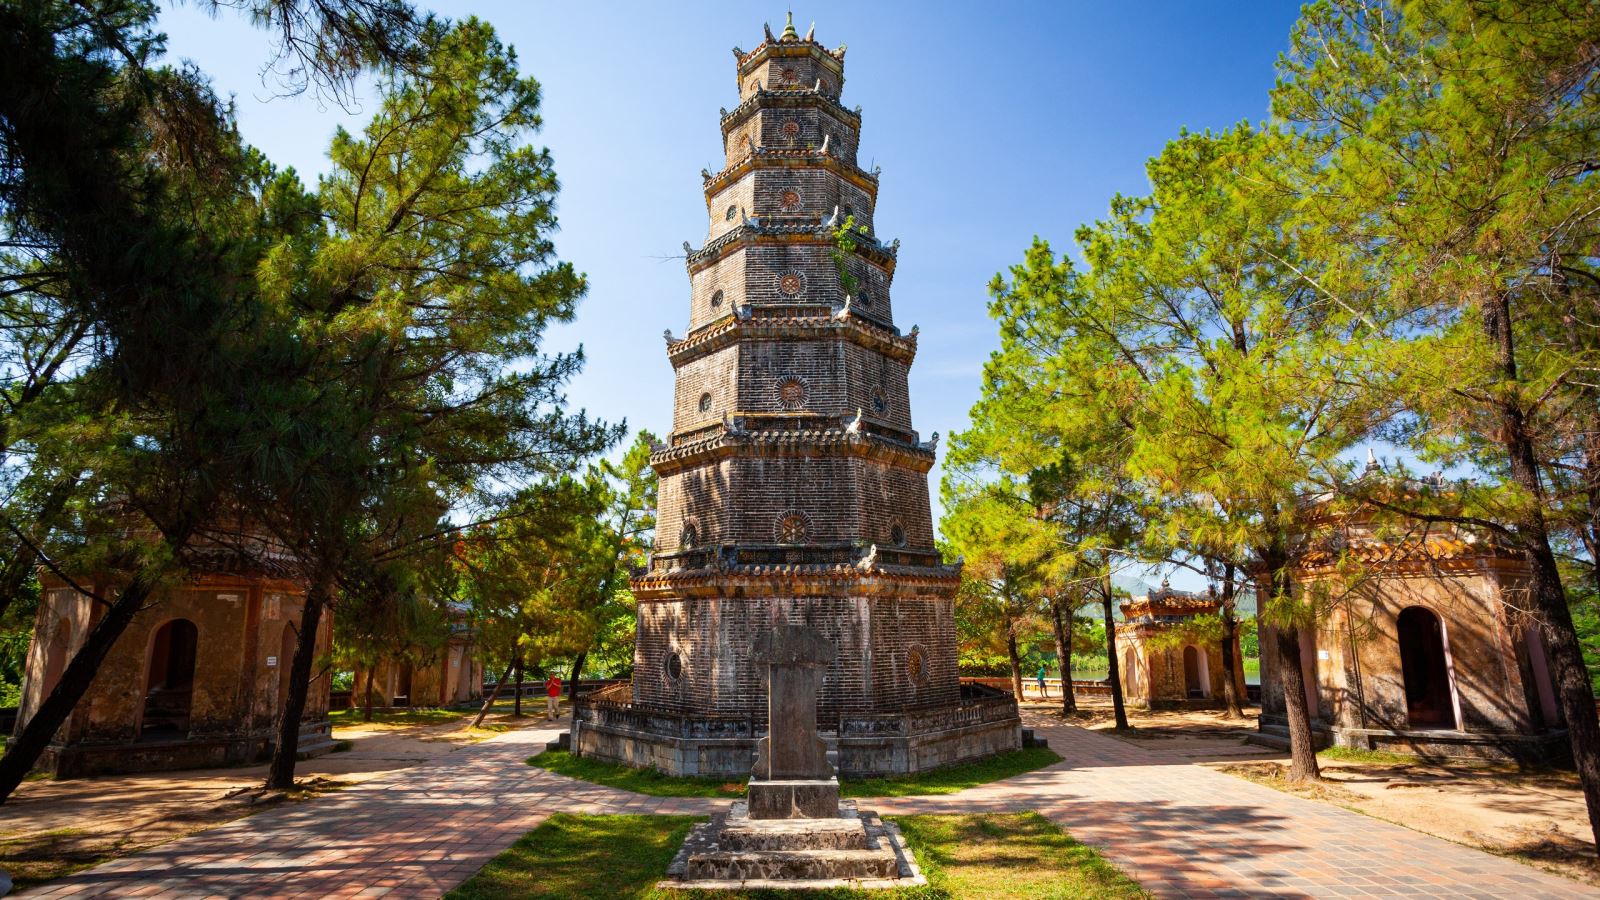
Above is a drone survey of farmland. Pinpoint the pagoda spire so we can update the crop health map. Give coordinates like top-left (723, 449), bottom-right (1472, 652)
top-left (781, 11), bottom-right (799, 41)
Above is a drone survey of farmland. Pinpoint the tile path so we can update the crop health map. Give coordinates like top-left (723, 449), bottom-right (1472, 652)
top-left (27, 716), bottom-right (1598, 898)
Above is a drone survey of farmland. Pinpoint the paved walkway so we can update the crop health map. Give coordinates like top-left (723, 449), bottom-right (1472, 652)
top-left (27, 718), bottom-right (1598, 898)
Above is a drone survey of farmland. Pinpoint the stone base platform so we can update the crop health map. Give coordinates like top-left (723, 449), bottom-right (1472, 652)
top-left (1251, 714), bottom-right (1571, 764)
top-left (663, 800), bottom-right (924, 891)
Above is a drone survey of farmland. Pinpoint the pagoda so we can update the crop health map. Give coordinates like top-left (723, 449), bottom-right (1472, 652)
top-left (570, 15), bottom-right (1021, 778)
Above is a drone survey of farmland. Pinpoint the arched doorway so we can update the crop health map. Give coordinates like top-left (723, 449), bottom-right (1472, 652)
top-left (142, 619), bottom-right (198, 737)
top-left (1182, 645), bottom-right (1209, 698)
top-left (1398, 606), bottom-right (1457, 729)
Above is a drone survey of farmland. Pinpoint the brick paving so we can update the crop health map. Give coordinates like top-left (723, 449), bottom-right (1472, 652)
top-left (30, 717), bottom-right (1598, 898)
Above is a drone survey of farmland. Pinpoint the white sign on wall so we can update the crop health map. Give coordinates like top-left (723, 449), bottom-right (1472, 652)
top-left (1317, 649), bottom-right (1330, 660)
top-left (266, 656), bottom-right (278, 667)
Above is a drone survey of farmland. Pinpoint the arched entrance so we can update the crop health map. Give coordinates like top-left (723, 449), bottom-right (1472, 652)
top-left (1398, 606), bottom-right (1457, 729)
top-left (142, 619), bottom-right (198, 737)
top-left (1182, 645), bottom-right (1209, 698)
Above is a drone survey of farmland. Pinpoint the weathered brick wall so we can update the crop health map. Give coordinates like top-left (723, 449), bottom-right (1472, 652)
top-left (722, 106), bottom-right (860, 168)
top-left (634, 592), bottom-right (958, 719)
top-left (671, 347), bottom-right (740, 429)
top-left (657, 458), bottom-right (738, 550)
top-left (706, 168), bottom-right (876, 239)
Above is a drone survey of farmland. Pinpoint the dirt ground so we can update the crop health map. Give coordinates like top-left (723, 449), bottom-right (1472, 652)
top-left (1026, 697), bottom-right (1599, 887)
top-left (0, 705), bottom-right (552, 891)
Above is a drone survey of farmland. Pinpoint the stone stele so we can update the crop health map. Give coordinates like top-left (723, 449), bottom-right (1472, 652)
top-left (748, 624), bottom-right (839, 819)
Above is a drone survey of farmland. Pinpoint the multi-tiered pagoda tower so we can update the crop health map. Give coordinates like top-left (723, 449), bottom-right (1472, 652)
top-left (571, 16), bottom-right (1021, 778)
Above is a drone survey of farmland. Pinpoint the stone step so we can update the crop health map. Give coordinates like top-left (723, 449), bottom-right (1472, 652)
top-left (718, 818), bottom-right (870, 852)
top-left (1021, 727), bottom-right (1049, 749)
top-left (684, 848), bottom-right (900, 882)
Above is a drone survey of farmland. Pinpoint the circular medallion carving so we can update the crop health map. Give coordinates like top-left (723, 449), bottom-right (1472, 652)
top-left (710, 289), bottom-right (724, 308)
top-left (665, 652), bottom-right (683, 681)
top-left (871, 389), bottom-right (887, 414)
top-left (776, 375), bottom-right (809, 410)
top-left (680, 523), bottom-right (698, 549)
top-left (781, 119), bottom-right (800, 137)
top-left (780, 189), bottom-right (801, 210)
top-left (891, 522), bottom-right (907, 548)
top-left (698, 392), bottom-right (712, 413)
top-left (725, 204), bottom-right (738, 221)
top-left (781, 67), bottom-right (798, 84)
top-left (775, 510), bottom-right (810, 544)
top-left (778, 271), bottom-right (806, 296)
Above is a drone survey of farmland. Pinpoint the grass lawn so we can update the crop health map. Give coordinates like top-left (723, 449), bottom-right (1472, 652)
top-left (446, 812), bottom-right (1145, 899)
top-left (525, 747), bottom-right (1062, 800)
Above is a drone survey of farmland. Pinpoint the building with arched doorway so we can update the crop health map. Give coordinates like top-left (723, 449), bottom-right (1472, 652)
top-left (1256, 477), bottom-right (1567, 762)
top-left (15, 532), bottom-right (335, 777)
top-left (1117, 583), bottom-right (1248, 709)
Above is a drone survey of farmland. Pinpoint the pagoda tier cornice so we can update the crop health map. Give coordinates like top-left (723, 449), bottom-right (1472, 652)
top-left (650, 420), bottom-right (936, 476)
top-left (703, 150), bottom-right (878, 202)
top-left (632, 553), bottom-right (959, 602)
top-left (686, 221), bottom-right (898, 274)
top-left (720, 87), bottom-right (860, 135)
top-left (667, 305), bottom-right (915, 366)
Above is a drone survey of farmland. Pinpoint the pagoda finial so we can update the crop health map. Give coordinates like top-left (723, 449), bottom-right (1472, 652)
top-left (781, 11), bottom-right (799, 41)
top-left (805, 22), bottom-right (815, 42)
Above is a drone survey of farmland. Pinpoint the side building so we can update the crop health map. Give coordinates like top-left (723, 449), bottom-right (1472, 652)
top-left (571, 17), bottom-right (1021, 778)
top-left (16, 532), bottom-right (334, 776)
top-left (1117, 583), bottom-right (1247, 709)
top-left (1257, 473), bottom-right (1567, 762)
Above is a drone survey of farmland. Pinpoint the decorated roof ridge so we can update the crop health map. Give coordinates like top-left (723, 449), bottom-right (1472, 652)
top-left (719, 85), bottom-right (862, 131)
top-left (686, 220), bottom-right (899, 270)
top-left (1296, 535), bottom-right (1526, 566)
top-left (732, 18), bottom-right (846, 69)
top-left (702, 149), bottom-right (878, 194)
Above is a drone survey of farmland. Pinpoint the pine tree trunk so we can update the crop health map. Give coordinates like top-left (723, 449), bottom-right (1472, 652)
top-left (1274, 622), bottom-right (1320, 781)
top-left (362, 668), bottom-right (375, 723)
top-left (1218, 567), bottom-right (1244, 719)
top-left (1102, 573), bottom-right (1129, 731)
top-left (567, 650), bottom-right (587, 701)
top-left (0, 568), bottom-right (159, 803)
top-left (1484, 288), bottom-right (1600, 850)
top-left (472, 659), bottom-right (516, 729)
top-left (1005, 620), bottom-right (1024, 702)
top-left (1051, 597), bottom-right (1077, 714)
top-left (266, 572), bottom-right (330, 790)
top-left (513, 658), bottom-right (524, 717)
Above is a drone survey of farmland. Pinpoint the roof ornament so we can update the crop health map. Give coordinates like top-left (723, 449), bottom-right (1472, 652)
top-left (735, 303), bottom-right (752, 321)
top-left (682, 240), bottom-right (694, 256)
top-left (663, 328), bottom-right (678, 345)
top-left (719, 106), bottom-right (727, 117)
top-left (1365, 447), bottom-right (1381, 473)
top-left (701, 167), bottom-right (712, 181)
top-left (781, 11), bottom-right (799, 41)
top-left (764, 22), bottom-right (776, 42)
top-left (836, 43), bottom-right (847, 58)
top-left (926, 431), bottom-right (940, 452)
top-left (824, 205), bottom-right (840, 227)
top-left (805, 22), bottom-right (815, 42)
top-left (909, 324), bottom-right (919, 336)
top-left (732, 46), bottom-right (743, 58)
top-left (723, 412), bottom-right (746, 435)
top-left (845, 408), bottom-right (864, 435)
top-left (857, 543), bottom-right (880, 571)
top-left (889, 237), bottom-right (900, 255)
top-left (833, 294), bottom-right (852, 319)
top-left (813, 76), bottom-right (823, 92)
top-left (819, 132), bottom-right (831, 155)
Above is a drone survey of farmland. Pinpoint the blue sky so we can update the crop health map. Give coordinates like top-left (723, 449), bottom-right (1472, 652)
top-left (158, 2), bottom-right (1305, 585)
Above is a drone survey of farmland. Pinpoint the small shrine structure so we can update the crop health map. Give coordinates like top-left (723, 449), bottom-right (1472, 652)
top-left (1116, 582), bottom-right (1246, 708)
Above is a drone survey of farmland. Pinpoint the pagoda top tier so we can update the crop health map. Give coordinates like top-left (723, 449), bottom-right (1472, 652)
top-left (732, 14), bottom-right (847, 102)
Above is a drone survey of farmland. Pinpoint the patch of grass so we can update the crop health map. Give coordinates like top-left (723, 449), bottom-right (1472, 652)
top-left (528, 747), bottom-right (1062, 801)
top-left (841, 747), bottom-right (1062, 798)
top-left (528, 751), bottom-right (746, 798)
top-left (447, 812), bottom-right (1145, 899)
top-left (1317, 745), bottom-right (1426, 765)
top-left (0, 827), bottom-right (104, 891)
top-left (328, 707), bottom-right (468, 729)
top-left (331, 739), bottom-right (354, 753)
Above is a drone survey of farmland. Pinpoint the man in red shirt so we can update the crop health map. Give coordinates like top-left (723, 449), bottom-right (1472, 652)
top-left (545, 674), bottom-right (562, 719)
